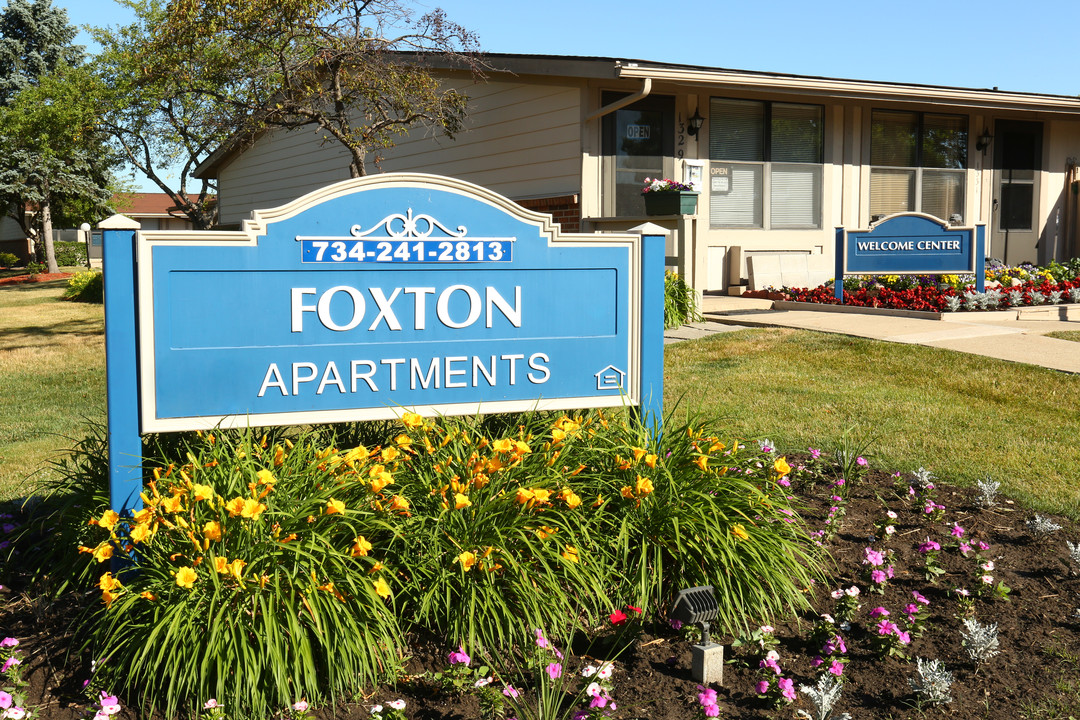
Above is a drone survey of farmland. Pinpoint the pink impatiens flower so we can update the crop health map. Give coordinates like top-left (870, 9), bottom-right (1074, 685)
top-left (777, 677), bottom-right (796, 701)
top-left (828, 659), bottom-right (844, 676)
top-left (756, 680), bottom-right (770, 695)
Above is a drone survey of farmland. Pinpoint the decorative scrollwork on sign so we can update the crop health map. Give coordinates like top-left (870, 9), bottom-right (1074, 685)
top-left (350, 208), bottom-right (467, 239)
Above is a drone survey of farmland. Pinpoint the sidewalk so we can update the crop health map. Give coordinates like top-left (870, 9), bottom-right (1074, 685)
top-left (665, 296), bottom-right (1080, 374)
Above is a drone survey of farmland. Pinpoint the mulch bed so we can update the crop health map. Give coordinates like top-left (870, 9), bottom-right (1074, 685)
top-left (3, 459), bottom-right (1078, 719)
top-left (0, 273), bottom-right (73, 286)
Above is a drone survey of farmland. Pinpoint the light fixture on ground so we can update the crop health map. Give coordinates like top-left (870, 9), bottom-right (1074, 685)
top-left (670, 585), bottom-right (722, 684)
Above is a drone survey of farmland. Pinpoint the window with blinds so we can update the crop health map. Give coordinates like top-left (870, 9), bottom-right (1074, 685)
top-left (709, 99), bottom-right (823, 229)
top-left (870, 110), bottom-right (967, 222)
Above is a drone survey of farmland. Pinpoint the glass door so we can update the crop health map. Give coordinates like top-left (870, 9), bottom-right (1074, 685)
top-left (991, 120), bottom-right (1042, 265)
top-left (602, 94), bottom-right (674, 216)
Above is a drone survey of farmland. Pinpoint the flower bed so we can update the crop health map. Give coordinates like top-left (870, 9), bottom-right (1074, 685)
top-left (746, 260), bottom-right (1080, 312)
top-left (3, 427), bottom-right (1079, 720)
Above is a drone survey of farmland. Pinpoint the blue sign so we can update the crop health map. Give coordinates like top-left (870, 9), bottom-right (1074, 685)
top-left (125, 174), bottom-right (660, 433)
top-left (834, 213), bottom-right (985, 302)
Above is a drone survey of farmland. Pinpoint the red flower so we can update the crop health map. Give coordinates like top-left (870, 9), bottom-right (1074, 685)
top-left (609, 609), bottom-right (627, 626)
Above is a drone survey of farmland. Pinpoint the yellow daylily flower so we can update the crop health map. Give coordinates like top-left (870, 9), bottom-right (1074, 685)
top-left (203, 520), bottom-right (222, 542)
top-left (351, 535), bottom-right (373, 557)
top-left (256, 469), bottom-right (275, 485)
top-left (401, 411), bottom-right (423, 428)
top-left (454, 492), bottom-right (471, 510)
top-left (457, 551), bottom-right (477, 571)
top-left (492, 438), bottom-right (513, 454)
top-left (373, 577), bottom-right (392, 598)
top-left (97, 510), bottom-right (120, 531)
top-left (370, 471), bottom-right (393, 493)
top-left (241, 499), bottom-right (266, 519)
top-left (561, 545), bottom-right (580, 563)
top-left (225, 497), bottom-right (246, 517)
top-left (635, 475), bottom-right (654, 496)
top-left (161, 495), bottom-right (183, 514)
top-left (175, 566), bottom-right (198, 589)
top-left (192, 483), bottom-right (215, 502)
top-left (92, 542), bottom-right (113, 563)
top-left (129, 523), bottom-right (151, 544)
top-left (326, 498), bottom-right (346, 515)
top-left (731, 524), bottom-right (750, 541)
top-left (773, 457), bottom-right (792, 476)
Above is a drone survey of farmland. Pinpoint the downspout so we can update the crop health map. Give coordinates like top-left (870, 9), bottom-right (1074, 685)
top-left (586, 77), bottom-right (652, 122)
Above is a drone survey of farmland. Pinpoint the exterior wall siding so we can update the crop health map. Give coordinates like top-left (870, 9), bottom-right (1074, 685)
top-left (217, 77), bottom-right (584, 226)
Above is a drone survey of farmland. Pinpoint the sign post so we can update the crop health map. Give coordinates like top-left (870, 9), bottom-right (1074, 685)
top-left (834, 213), bottom-right (985, 303)
top-left (100, 215), bottom-right (144, 515)
top-left (101, 174), bottom-right (666, 514)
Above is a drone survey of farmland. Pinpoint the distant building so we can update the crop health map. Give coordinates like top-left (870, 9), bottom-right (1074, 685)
top-left (0, 192), bottom-right (200, 265)
top-left (194, 54), bottom-right (1080, 293)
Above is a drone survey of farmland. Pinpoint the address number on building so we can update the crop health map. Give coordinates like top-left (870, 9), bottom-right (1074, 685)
top-left (300, 238), bottom-right (514, 264)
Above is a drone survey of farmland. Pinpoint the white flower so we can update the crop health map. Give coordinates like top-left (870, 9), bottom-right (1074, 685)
top-left (581, 664), bottom-right (597, 677)
top-left (474, 676), bottom-right (493, 687)
top-left (846, 586), bottom-right (860, 597)
top-left (586, 682), bottom-right (603, 697)
top-left (981, 575), bottom-right (994, 584)
top-left (982, 561), bottom-right (994, 571)
top-left (5, 709), bottom-right (26, 720)
top-left (765, 650), bottom-right (780, 662)
top-left (830, 589), bottom-right (843, 599)
top-left (596, 662), bottom-right (614, 679)
top-left (759, 625), bottom-right (774, 634)
top-left (821, 613), bottom-right (835, 624)
top-left (885, 525), bottom-right (895, 535)
top-left (369, 705), bottom-right (383, 715)
top-left (388, 699), bottom-right (406, 710)
top-left (954, 588), bottom-right (970, 596)
top-left (886, 510), bottom-right (897, 519)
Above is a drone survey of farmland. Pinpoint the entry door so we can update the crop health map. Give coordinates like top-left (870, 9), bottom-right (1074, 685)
top-left (601, 94), bottom-right (675, 216)
top-left (991, 120), bottom-right (1042, 265)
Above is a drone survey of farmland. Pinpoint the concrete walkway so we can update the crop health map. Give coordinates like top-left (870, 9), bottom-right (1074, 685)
top-left (660, 296), bottom-right (1080, 374)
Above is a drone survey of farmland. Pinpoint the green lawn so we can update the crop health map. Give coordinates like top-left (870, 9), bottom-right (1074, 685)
top-left (0, 279), bottom-right (105, 499)
top-left (1045, 329), bottom-right (1080, 343)
top-left (4, 281), bottom-right (1080, 520)
top-left (664, 327), bottom-right (1080, 517)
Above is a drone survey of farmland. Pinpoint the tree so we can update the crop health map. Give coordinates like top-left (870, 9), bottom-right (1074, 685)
top-left (0, 0), bottom-right (82, 104)
top-left (96, 0), bottom-right (484, 220)
top-left (91, 0), bottom-right (231, 229)
top-left (0, 0), bottom-right (113, 272)
top-left (0, 63), bottom-right (115, 271)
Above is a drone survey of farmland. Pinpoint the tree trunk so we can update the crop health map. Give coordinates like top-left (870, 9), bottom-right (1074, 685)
top-left (42, 177), bottom-right (59, 274)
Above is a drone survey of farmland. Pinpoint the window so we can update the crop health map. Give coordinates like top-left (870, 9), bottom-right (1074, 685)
top-left (708, 99), bottom-right (823, 229)
top-left (870, 111), bottom-right (967, 223)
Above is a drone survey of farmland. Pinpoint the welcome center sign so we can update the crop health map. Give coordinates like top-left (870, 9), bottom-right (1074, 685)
top-left (102, 174), bottom-right (664, 511)
top-left (834, 212), bottom-right (986, 302)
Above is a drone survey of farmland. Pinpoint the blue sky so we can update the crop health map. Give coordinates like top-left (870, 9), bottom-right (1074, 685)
top-left (57, 0), bottom-right (1080, 190)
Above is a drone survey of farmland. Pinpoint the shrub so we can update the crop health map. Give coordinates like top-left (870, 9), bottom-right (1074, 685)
top-left (664, 271), bottom-right (702, 328)
top-left (581, 416), bottom-right (826, 635)
top-left (53, 240), bottom-right (88, 267)
top-left (0, 251), bottom-right (18, 267)
top-left (390, 410), bottom-right (615, 651)
top-left (77, 429), bottom-right (404, 718)
top-left (62, 271), bottom-right (104, 303)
